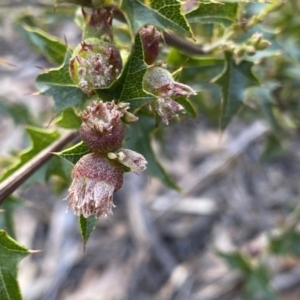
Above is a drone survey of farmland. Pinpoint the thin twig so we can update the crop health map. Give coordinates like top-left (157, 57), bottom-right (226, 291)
top-left (0, 131), bottom-right (78, 205)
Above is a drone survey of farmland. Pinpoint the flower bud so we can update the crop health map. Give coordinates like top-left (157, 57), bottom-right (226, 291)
top-left (69, 38), bottom-right (122, 94)
top-left (65, 153), bottom-right (123, 218)
top-left (112, 148), bottom-right (147, 172)
top-left (245, 45), bottom-right (256, 56)
top-left (122, 111), bottom-right (139, 124)
top-left (143, 67), bottom-right (196, 98)
top-left (256, 39), bottom-right (271, 50)
top-left (143, 67), bottom-right (196, 124)
top-left (250, 33), bottom-right (263, 46)
top-left (139, 25), bottom-right (161, 65)
top-left (233, 46), bottom-right (245, 58)
top-left (79, 100), bottom-right (129, 153)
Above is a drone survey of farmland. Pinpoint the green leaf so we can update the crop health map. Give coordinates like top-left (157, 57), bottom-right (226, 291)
top-left (121, 0), bottom-right (192, 37)
top-left (53, 107), bottom-right (82, 129)
top-left (36, 51), bottom-right (88, 113)
top-left (56, 141), bottom-right (90, 165)
top-left (21, 24), bottom-right (67, 65)
top-left (45, 155), bottom-right (72, 182)
top-left (125, 113), bottom-right (179, 190)
top-left (0, 196), bottom-right (23, 239)
top-left (175, 97), bottom-right (197, 118)
top-left (96, 34), bottom-right (155, 109)
top-left (0, 127), bottom-right (60, 182)
top-left (213, 52), bottom-right (260, 129)
top-left (79, 215), bottom-right (97, 250)
top-left (219, 250), bottom-right (277, 299)
top-left (218, 251), bottom-right (251, 274)
top-left (0, 230), bottom-right (30, 300)
top-left (0, 99), bottom-right (36, 126)
top-left (186, 3), bottom-right (238, 27)
top-left (269, 228), bottom-right (300, 257)
top-left (244, 265), bottom-right (277, 300)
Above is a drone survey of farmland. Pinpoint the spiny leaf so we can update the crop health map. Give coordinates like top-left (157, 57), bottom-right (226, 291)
top-left (96, 33), bottom-right (155, 109)
top-left (121, 0), bottom-right (192, 37)
top-left (53, 107), bottom-right (82, 129)
top-left (186, 3), bottom-right (238, 27)
top-left (21, 24), bottom-right (67, 65)
top-left (79, 215), bottom-right (97, 250)
top-left (56, 142), bottom-right (90, 165)
top-left (125, 113), bottom-right (180, 190)
top-left (36, 51), bottom-right (88, 113)
top-left (0, 230), bottom-right (31, 300)
top-left (0, 127), bottom-right (60, 181)
top-left (213, 52), bottom-right (260, 130)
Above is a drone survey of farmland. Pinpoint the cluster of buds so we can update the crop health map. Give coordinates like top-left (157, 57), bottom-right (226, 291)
top-left (65, 101), bottom-right (147, 218)
top-left (143, 66), bottom-right (196, 124)
top-left (224, 33), bottom-right (271, 59)
top-left (139, 26), bottom-right (196, 124)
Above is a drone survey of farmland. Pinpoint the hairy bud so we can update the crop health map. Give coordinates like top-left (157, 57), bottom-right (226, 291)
top-left (140, 25), bottom-right (161, 65)
top-left (79, 100), bottom-right (129, 153)
top-left (69, 38), bottom-right (122, 95)
top-left (143, 67), bottom-right (196, 124)
top-left (65, 153), bottom-right (123, 218)
top-left (110, 148), bottom-right (147, 172)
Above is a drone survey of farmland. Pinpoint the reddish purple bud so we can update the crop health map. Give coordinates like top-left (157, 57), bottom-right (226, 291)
top-left (69, 38), bottom-right (122, 95)
top-left (140, 25), bottom-right (161, 65)
top-left (65, 153), bottom-right (123, 218)
top-left (79, 100), bottom-right (129, 153)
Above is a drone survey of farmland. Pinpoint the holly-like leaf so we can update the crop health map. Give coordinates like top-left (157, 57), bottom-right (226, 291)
top-left (53, 107), bottom-right (82, 129)
top-left (0, 230), bottom-right (31, 300)
top-left (79, 215), bottom-right (97, 250)
top-left (96, 34), bottom-right (155, 109)
top-left (213, 52), bottom-right (260, 129)
top-left (0, 127), bottom-right (60, 182)
top-left (125, 113), bottom-right (180, 190)
top-left (36, 51), bottom-right (88, 113)
top-left (186, 3), bottom-right (238, 27)
top-left (121, 0), bottom-right (192, 37)
top-left (21, 24), bottom-right (67, 65)
top-left (56, 141), bottom-right (90, 165)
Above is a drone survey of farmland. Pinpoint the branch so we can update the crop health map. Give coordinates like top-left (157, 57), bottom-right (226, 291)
top-left (0, 131), bottom-right (79, 205)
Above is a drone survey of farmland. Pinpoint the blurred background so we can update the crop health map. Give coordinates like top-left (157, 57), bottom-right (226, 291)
top-left (1, 1), bottom-right (300, 299)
